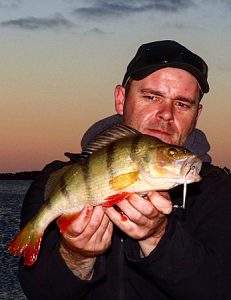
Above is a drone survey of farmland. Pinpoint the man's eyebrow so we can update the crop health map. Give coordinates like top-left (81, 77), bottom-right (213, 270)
top-left (139, 88), bottom-right (164, 96)
top-left (139, 88), bottom-right (196, 104)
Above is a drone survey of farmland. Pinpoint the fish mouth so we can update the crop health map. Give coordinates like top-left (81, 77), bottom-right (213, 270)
top-left (182, 155), bottom-right (202, 183)
top-left (137, 154), bottom-right (202, 191)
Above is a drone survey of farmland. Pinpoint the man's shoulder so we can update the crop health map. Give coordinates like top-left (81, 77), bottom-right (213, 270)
top-left (201, 162), bottom-right (230, 178)
top-left (200, 162), bottom-right (231, 191)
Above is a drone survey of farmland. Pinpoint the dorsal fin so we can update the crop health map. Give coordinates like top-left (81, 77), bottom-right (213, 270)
top-left (64, 152), bottom-right (91, 162)
top-left (83, 125), bottom-right (139, 154)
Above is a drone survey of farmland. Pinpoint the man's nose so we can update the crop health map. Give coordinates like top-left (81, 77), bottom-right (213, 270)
top-left (157, 103), bottom-right (174, 122)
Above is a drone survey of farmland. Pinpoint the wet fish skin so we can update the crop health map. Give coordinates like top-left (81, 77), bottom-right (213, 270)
top-left (8, 125), bottom-right (202, 266)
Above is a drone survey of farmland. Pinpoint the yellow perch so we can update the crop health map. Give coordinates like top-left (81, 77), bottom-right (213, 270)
top-left (8, 125), bottom-right (202, 266)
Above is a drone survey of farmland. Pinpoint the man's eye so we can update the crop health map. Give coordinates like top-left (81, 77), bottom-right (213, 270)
top-left (144, 95), bottom-right (157, 101)
top-left (176, 101), bottom-right (191, 109)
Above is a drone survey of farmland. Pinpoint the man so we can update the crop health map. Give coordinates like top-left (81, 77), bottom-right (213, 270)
top-left (19, 40), bottom-right (231, 300)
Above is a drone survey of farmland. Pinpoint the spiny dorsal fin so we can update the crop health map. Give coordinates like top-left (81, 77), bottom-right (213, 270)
top-left (83, 125), bottom-right (139, 154)
top-left (64, 152), bottom-right (90, 162)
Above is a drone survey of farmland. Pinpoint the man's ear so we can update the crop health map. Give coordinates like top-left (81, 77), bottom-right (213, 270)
top-left (114, 85), bottom-right (126, 115)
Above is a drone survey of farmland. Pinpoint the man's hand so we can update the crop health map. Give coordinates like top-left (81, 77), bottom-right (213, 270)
top-left (104, 191), bottom-right (172, 256)
top-left (59, 205), bottom-right (113, 279)
top-left (62, 205), bottom-right (113, 256)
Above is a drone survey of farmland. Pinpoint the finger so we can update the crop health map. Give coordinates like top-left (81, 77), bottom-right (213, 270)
top-left (100, 219), bottom-right (113, 250)
top-left (84, 214), bottom-right (113, 255)
top-left (116, 198), bottom-right (149, 225)
top-left (91, 213), bottom-right (111, 240)
top-left (101, 219), bottom-right (113, 243)
top-left (64, 205), bottom-right (94, 238)
top-left (105, 206), bottom-right (135, 231)
top-left (94, 216), bottom-right (113, 247)
top-left (158, 191), bottom-right (171, 200)
top-left (80, 206), bottom-right (106, 239)
top-left (126, 194), bottom-right (157, 218)
top-left (148, 191), bottom-right (172, 214)
top-left (117, 197), bottom-right (142, 219)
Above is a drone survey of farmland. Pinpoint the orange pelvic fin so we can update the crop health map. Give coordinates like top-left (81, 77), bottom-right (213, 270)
top-left (57, 212), bottom-right (81, 234)
top-left (103, 192), bottom-right (132, 207)
top-left (8, 222), bottom-right (44, 266)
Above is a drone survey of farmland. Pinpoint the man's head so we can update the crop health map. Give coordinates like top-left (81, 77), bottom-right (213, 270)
top-left (122, 40), bottom-right (209, 95)
top-left (114, 40), bottom-right (209, 146)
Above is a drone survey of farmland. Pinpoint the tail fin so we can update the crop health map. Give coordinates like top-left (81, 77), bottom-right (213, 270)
top-left (8, 222), bottom-right (44, 266)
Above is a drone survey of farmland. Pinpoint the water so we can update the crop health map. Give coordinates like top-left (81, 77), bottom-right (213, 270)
top-left (0, 180), bottom-right (32, 300)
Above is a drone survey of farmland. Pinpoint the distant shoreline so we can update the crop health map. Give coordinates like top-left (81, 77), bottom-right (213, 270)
top-left (0, 171), bottom-right (40, 180)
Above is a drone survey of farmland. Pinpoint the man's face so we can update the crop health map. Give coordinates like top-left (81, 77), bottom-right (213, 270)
top-left (115, 67), bottom-right (202, 146)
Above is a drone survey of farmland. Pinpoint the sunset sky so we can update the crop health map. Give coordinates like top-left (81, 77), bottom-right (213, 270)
top-left (0, 0), bottom-right (230, 172)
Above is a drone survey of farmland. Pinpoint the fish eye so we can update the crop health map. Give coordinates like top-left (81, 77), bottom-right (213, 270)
top-left (168, 148), bottom-right (177, 157)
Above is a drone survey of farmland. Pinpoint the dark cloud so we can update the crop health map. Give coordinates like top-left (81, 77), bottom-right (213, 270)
top-left (222, 0), bottom-right (231, 9)
top-left (86, 27), bottom-right (107, 35)
top-left (0, 14), bottom-right (75, 30)
top-left (0, 0), bottom-right (21, 8)
top-left (72, 0), bottom-right (195, 19)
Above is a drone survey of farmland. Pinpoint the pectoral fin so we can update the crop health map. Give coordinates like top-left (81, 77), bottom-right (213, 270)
top-left (103, 192), bottom-right (133, 207)
top-left (109, 172), bottom-right (138, 190)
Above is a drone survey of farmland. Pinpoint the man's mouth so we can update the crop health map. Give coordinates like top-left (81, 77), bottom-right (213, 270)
top-left (145, 129), bottom-right (175, 143)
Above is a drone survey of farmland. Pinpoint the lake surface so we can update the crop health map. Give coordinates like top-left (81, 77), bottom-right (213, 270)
top-left (0, 180), bottom-right (31, 300)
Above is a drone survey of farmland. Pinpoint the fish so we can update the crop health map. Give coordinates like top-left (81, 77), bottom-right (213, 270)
top-left (8, 125), bottom-right (202, 266)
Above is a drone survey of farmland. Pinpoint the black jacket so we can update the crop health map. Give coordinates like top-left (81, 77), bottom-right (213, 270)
top-left (19, 158), bottom-right (231, 300)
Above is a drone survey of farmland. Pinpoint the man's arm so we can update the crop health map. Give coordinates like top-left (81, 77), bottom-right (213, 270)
top-left (59, 242), bottom-right (96, 280)
top-left (59, 205), bottom-right (113, 280)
